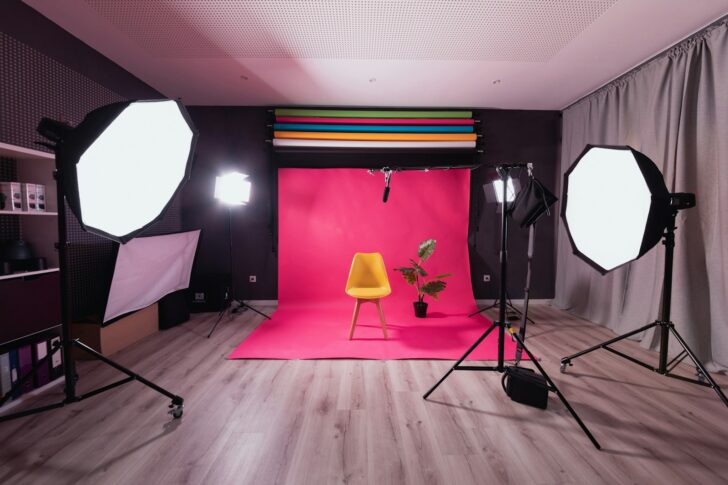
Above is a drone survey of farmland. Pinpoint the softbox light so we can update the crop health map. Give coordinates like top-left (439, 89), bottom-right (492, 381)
top-left (561, 145), bottom-right (671, 274)
top-left (103, 230), bottom-right (200, 322)
top-left (50, 99), bottom-right (197, 243)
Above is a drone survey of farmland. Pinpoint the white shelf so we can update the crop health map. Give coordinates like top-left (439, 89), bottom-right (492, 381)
top-left (0, 141), bottom-right (54, 161)
top-left (0, 268), bottom-right (60, 281)
top-left (0, 210), bottom-right (57, 216)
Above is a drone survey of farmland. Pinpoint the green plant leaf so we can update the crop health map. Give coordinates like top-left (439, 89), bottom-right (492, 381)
top-left (409, 259), bottom-right (427, 276)
top-left (420, 280), bottom-right (447, 299)
top-left (394, 267), bottom-right (417, 285)
top-left (418, 239), bottom-right (436, 262)
top-left (394, 267), bottom-right (415, 274)
top-left (433, 273), bottom-right (452, 279)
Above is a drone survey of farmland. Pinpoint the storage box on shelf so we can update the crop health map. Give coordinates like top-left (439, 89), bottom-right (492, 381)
top-left (0, 141), bottom-right (59, 281)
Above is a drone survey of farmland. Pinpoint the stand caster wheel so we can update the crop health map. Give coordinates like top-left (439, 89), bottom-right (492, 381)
top-left (560, 361), bottom-right (570, 373)
top-left (697, 368), bottom-right (706, 383)
top-left (168, 403), bottom-right (184, 419)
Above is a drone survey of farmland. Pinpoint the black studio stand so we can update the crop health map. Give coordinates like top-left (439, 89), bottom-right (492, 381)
top-left (423, 164), bottom-right (600, 449)
top-left (560, 195), bottom-right (728, 408)
top-left (1, 154), bottom-right (184, 423)
top-left (207, 207), bottom-right (270, 338)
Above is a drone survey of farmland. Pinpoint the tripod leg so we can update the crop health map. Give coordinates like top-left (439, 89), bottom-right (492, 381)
top-left (207, 302), bottom-right (229, 338)
top-left (241, 302), bottom-right (272, 320)
top-left (73, 340), bottom-right (184, 407)
top-left (423, 323), bottom-right (497, 399)
top-left (668, 327), bottom-right (728, 407)
top-left (561, 321), bottom-right (659, 369)
top-left (468, 300), bottom-right (498, 318)
top-left (513, 333), bottom-right (601, 450)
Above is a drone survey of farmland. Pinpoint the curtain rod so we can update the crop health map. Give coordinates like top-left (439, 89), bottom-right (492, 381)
top-left (562, 13), bottom-right (728, 112)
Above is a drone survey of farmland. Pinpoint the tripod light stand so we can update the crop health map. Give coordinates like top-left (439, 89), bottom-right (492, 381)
top-left (469, 175), bottom-right (534, 325)
top-left (207, 172), bottom-right (271, 338)
top-left (423, 164), bottom-right (601, 450)
top-left (559, 145), bottom-right (728, 408)
top-left (0, 99), bottom-right (195, 423)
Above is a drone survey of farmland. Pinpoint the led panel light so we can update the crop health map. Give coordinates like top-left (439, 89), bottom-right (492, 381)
top-left (561, 145), bottom-right (671, 273)
top-left (494, 176), bottom-right (517, 203)
top-left (215, 172), bottom-right (251, 205)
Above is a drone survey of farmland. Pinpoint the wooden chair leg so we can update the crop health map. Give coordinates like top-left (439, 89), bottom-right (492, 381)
top-left (348, 299), bottom-right (362, 340)
top-left (375, 299), bottom-right (388, 339)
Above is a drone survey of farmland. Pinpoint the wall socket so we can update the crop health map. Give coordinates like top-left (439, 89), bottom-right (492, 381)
top-left (483, 274), bottom-right (491, 282)
top-left (249, 275), bottom-right (257, 283)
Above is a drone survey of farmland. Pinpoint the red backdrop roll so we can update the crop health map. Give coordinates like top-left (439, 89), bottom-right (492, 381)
top-left (228, 168), bottom-right (520, 360)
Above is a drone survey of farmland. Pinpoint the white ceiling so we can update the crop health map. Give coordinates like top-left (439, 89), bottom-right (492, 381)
top-left (24, 0), bottom-right (728, 109)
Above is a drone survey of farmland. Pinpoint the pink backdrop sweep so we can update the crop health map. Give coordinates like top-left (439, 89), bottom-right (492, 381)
top-left (228, 168), bottom-right (520, 360)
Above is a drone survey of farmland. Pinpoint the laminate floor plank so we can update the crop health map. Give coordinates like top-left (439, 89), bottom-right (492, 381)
top-left (1, 303), bottom-right (727, 485)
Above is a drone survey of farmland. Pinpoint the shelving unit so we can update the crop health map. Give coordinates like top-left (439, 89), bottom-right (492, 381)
top-left (0, 210), bottom-right (58, 216)
top-left (1, 142), bottom-right (62, 401)
top-left (0, 141), bottom-right (59, 271)
top-left (0, 268), bottom-right (59, 281)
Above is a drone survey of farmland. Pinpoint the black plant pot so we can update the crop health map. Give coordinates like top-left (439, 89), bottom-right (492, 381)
top-left (413, 301), bottom-right (428, 318)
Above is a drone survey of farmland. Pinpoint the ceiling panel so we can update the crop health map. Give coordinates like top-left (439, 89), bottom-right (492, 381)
top-left (23, 0), bottom-right (728, 109)
top-left (82, 0), bottom-right (616, 61)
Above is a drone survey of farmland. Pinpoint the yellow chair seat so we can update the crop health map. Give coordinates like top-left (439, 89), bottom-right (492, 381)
top-left (345, 252), bottom-right (391, 340)
top-left (346, 286), bottom-right (391, 299)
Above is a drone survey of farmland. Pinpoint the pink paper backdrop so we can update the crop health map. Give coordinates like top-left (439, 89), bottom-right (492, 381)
top-left (278, 168), bottom-right (473, 306)
top-left (229, 168), bottom-right (519, 360)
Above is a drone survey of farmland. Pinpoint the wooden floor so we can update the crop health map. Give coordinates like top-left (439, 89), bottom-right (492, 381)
top-left (1, 302), bottom-right (727, 485)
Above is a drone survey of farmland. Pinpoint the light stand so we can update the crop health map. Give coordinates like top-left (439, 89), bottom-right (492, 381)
top-left (469, 174), bottom-right (534, 325)
top-left (0, 154), bottom-right (184, 422)
top-left (560, 194), bottom-right (728, 407)
top-left (513, 222), bottom-right (536, 363)
top-left (423, 164), bottom-right (601, 450)
top-left (207, 175), bottom-right (271, 338)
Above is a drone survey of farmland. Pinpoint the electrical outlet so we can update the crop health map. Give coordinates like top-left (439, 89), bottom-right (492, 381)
top-left (483, 274), bottom-right (491, 282)
top-left (249, 275), bottom-right (257, 283)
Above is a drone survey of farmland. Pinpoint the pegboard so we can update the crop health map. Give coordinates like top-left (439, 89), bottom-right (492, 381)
top-left (84, 0), bottom-right (617, 61)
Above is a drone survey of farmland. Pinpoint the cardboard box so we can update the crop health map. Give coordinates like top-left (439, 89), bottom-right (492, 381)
top-left (71, 303), bottom-right (159, 359)
top-left (35, 184), bottom-right (46, 212)
top-left (21, 183), bottom-right (37, 211)
top-left (0, 181), bottom-right (22, 211)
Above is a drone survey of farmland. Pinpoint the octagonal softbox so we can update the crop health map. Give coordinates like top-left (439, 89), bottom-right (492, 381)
top-left (561, 145), bottom-right (671, 274)
top-left (56, 99), bottom-right (197, 243)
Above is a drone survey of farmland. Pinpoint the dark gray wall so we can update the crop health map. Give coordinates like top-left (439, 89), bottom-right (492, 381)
top-left (181, 108), bottom-right (561, 301)
top-left (182, 107), bottom-right (277, 300)
top-left (471, 110), bottom-right (561, 300)
top-left (0, 1), bottom-right (164, 319)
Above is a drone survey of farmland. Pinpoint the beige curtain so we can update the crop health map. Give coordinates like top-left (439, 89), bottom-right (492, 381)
top-left (555, 18), bottom-right (728, 370)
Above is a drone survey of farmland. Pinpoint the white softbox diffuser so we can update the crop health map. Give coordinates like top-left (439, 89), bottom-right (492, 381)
top-left (103, 230), bottom-right (200, 323)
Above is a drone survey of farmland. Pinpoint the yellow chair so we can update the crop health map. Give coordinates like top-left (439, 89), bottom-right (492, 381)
top-left (345, 252), bottom-right (391, 340)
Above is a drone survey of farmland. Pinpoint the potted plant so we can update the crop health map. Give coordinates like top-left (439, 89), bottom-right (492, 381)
top-left (394, 239), bottom-right (451, 318)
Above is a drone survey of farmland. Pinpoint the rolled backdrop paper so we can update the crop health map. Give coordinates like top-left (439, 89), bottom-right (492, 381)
top-left (103, 230), bottom-right (200, 322)
top-left (273, 123), bottom-right (473, 133)
top-left (275, 116), bottom-right (475, 125)
top-left (274, 108), bottom-right (472, 118)
top-left (272, 139), bottom-right (476, 149)
top-left (274, 131), bottom-right (477, 141)
top-left (228, 169), bottom-right (520, 360)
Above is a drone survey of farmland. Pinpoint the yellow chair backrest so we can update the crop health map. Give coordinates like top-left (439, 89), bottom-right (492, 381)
top-left (345, 252), bottom-right (391, 293)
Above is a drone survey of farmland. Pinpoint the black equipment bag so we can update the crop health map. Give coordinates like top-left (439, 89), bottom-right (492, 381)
top-left (510, 177), bottom-right (558, 228)
top-left (501, 366), bottom-right (549, 409)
